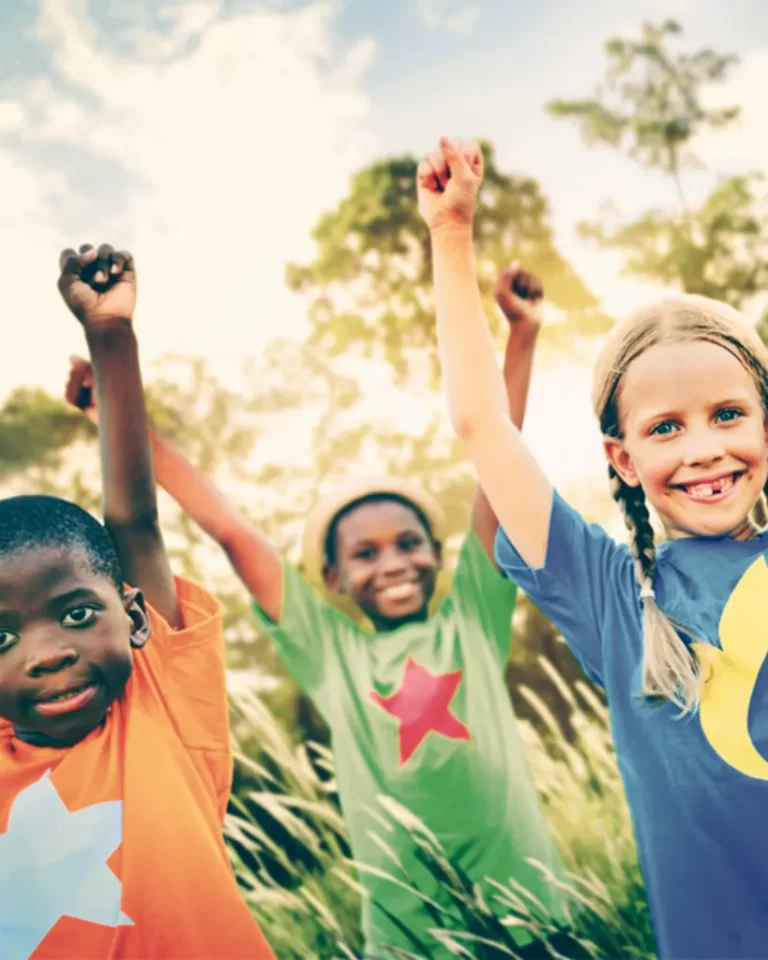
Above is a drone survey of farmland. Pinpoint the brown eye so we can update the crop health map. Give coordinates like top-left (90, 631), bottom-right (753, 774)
top-left (400, 536), bottom-right (422, 550)
top-left (0, 630), bottom-right (18, 653)
top-left (62, 606), bottom-right (98, 628)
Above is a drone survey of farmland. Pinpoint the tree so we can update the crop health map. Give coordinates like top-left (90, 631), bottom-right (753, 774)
top-left (547, 20), bottom-right (768, 314)
top-left (578, 174), bottom-right (768, 310)
top-left (548, 20), bottom-right (739, 203)
top-left (286, 143), bottom-right (611, 386)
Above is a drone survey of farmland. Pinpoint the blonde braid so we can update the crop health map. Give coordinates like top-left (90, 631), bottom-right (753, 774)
top-left (609, 465), bottom-right (703, 713)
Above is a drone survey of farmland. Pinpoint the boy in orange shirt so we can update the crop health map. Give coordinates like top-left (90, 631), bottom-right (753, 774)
top-left (0, 244), bottom-right (274, 960)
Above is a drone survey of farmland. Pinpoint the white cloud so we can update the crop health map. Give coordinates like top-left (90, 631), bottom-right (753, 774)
top-left (1, 0), bottom-right (376, 399)
top-left (414, 0), bottom-right (480, 34)
top-left (0, 102), bottom-right (25, 132)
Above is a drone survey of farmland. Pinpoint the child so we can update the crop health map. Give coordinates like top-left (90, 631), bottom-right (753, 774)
top-left (0, 244), bottom-right (275, 960)
top-left (420, 136), bottom-right (768, 959)
top-left (66, 267), bottom-right (572, 957)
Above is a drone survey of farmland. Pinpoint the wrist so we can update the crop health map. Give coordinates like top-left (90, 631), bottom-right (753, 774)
top-left (429, 222), bottom-right (474, 248)
top-left (84, 319), bottom-right (137, 352)
top-left (505, 322), bottom-right (542, 348)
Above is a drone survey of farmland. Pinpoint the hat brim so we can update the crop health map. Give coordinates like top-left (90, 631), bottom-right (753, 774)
top-left (301, 476), bottom-right (446, 581)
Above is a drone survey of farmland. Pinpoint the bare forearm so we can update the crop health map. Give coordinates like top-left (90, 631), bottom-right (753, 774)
top-left (502, 327), bottom-right (538, 432)
top-left (433, 228), bottom-right (552, 568)
top-left (470, 323), bottom-right (539, 558)
top-left (432, 227), bottom-right (510, 439)
top-left (150, 431), bottom-right (248, 544)
top-left (149, 431), bottom-right (283, 618)
top-left (86, 323), bottom-right (156, 525)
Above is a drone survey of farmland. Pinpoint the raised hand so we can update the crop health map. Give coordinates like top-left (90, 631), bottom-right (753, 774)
top-left (417, 137), bottom-right (483, 234)
top-left (57, 243), bottom-right (136, 330)
top-left (495, 263), bottom-right (544, 336)
top-left (65, 355), bottom-right (98, 423)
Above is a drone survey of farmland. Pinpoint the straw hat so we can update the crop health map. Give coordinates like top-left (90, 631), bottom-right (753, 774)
top-left (301, 476), bottom-right (446, 580)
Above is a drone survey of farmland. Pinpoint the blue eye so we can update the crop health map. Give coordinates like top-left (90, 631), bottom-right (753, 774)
top-left (649, 421), bottom-right (678, 437)
top-left (715, 407), bottom-right (743, 423)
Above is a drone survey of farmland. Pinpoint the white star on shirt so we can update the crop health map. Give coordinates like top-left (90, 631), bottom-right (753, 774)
top-left (0, 770), bottom-right (133, 960)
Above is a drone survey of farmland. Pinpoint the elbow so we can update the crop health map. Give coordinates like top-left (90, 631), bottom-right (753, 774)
top-left (451, 409), bottom-right (479, 444)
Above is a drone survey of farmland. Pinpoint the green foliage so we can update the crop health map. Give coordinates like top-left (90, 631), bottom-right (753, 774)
top-left (547, 19), bottom-right (768, 321)
top-left (0, 388), bottom-right (94, 481)
top-left (287, 145), bottom-right (610, 385)
top-left (226, 664), bottom-right (655, 960)
top-left (547, 20), bottom-right (739, 178)
top-left (579, 174), bottom-right (768, 309)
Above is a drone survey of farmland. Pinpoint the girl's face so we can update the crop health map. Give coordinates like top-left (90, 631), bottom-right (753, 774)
top-left (605, 339), bottom-right (768, 541)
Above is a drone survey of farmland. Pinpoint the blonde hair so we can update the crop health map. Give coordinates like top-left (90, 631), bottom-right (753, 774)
top-left (592, 294), bottom-right (768, 714)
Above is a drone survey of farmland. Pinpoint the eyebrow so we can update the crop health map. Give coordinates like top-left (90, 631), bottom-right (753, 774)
top-left (47, 587), bottom-right (103, 607)
top-left (0, 588), bottom-right (103, 621)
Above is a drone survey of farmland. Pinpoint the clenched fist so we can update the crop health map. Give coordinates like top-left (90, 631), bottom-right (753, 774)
top-left (58, 243), bottom-right (136, 330)
top-left (417, 137), bottom-right (483, 233)
top-left (495, 263), bottom-right (543, 336)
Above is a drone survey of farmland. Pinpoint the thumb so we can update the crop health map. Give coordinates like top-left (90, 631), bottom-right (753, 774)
top-left (440, 137), bottom-right (472, 180)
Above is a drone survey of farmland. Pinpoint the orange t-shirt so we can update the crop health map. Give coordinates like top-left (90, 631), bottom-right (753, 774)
top-left (0, 577), bottom-right (274, 960)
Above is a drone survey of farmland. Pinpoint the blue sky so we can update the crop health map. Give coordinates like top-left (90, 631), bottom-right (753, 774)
top-left (1, 0), bottom-right (766, 487)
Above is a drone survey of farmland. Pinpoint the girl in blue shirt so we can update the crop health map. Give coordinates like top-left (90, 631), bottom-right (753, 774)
top-left (418, 136), bottom-right (768, 959)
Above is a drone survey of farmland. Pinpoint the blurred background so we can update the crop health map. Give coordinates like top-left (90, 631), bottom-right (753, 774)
top-left (2, 1), bottom-right (766, 956)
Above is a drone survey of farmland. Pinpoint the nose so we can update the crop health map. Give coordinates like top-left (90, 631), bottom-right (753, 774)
top-left (378, 547), bottom-right (409, 576)
top-left (25, 634), bottom-right (79, 678)
top-left (681, 425), bottom-right (726, 467)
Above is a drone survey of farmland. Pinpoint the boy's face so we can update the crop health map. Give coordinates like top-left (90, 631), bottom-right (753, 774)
top-left (325, 499), bottom-right (441, 629)
top-left (0, 545), bottom-right (145, 746)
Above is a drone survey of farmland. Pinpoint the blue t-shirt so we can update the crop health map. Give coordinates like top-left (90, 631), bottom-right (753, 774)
top-left (495, 491), bottom-right (768, 960)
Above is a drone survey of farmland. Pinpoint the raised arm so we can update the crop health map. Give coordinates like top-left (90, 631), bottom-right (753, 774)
top-left (57, 244), bottom-right (181, 626)
top-left (65, 357), bottom-right (284, 623)
top-left (470, 266), bottom-right (542, 562)
top-left (417, 139), bottom-right (553, 568)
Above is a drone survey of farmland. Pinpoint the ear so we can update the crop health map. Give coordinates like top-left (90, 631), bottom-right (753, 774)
top-left (322, 562), bottom-right (343, 595)
top-left (432, 539), bottom-right (443, 571)
top-left (603, 436), bottom-right (641, 488)
top-left (123, 588), bottom-right (151, 649)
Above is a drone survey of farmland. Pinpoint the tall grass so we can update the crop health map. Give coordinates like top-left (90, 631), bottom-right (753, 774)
top-left (225, 660), bottom-right (655, 960)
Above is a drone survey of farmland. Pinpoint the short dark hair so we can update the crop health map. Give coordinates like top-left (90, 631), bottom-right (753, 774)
top-left (0, 495), bottom-right (123, 590)
top-left (324, 493), bottom-right (438, 567)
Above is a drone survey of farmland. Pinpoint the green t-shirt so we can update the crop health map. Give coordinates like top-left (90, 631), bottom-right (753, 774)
top-left (253, 532), bottom-right (567, 958)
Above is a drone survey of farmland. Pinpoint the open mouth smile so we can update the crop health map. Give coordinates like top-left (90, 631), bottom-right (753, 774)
top-left (377, 581), bottom-right (421, 602)
top-left (34, 682), bottom-right (98, 717)
top-left (672, 471), bottom-right (745, 503)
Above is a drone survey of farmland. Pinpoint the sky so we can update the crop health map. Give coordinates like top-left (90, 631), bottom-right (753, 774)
top-left (1, 0), bottom-right (767, 492)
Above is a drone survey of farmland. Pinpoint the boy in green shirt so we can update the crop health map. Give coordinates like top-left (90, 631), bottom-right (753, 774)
top-left (67, 266), bottom-right (571, 958)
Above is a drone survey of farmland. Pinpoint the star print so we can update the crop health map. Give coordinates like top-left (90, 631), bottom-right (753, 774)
top-left (370, 656), bottom-right (470, 765)
top-left (0, 771), bottom-right (133, 960)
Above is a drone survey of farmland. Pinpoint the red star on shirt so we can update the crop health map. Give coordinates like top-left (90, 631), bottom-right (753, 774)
top-left (369, 656), bottom-right (471, 766)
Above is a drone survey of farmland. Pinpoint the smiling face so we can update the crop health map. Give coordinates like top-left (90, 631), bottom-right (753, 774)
top-left (324, 497), bottom-right (441, 631)
top-left (0, 545), bottom-right (146, 746)
top-left (605, 339), bottom-right (768, 540)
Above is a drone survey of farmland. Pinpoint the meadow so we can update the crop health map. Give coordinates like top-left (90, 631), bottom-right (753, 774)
top-left (225, 660), bottom-right (656, 960)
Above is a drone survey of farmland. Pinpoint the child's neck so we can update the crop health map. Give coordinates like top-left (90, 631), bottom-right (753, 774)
top-left (371, 607), bottom-right (430, 633)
